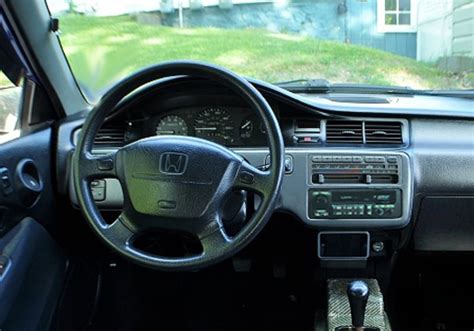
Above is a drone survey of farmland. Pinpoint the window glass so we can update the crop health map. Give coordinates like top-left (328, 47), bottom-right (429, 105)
top-left (399, 13), bottom-right (411, 25)
top-left (385, 14), bottom-right (397, 25)
top-left (0, 71), bottom-right (21, 136)
top-left (385, 0), bottom-right (397, 11)
top-left (399, 0), bottom-right (411, 11)
top-left (46, 0), bottom-right (473, 92)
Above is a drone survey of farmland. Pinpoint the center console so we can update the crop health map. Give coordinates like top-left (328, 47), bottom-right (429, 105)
top-left (305, 152), bottom-right (412, 228)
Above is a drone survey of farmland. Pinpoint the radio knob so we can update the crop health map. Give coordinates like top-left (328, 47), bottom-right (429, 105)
top-left (315, 195), bottom-right (329, 206)
top-left (374, 207), bottom-right (384, 216)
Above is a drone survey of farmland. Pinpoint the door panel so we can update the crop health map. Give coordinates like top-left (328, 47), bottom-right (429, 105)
top-left (0, 127), bottom-right (67, 330)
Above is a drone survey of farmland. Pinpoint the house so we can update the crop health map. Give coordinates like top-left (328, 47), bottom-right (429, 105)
top-left (417, 0), bottom-right (474, 70)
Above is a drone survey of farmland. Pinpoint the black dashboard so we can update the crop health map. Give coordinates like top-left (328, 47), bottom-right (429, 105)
top-left (59, 76), bottom-right (474, 253)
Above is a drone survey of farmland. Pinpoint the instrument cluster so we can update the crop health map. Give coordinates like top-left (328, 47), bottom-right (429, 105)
top-left (136, 106), bottom-right (269, 147)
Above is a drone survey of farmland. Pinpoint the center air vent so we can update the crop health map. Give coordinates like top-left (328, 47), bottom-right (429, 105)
top-left (365, 121), bottom-right (403, 144)
top-left (326, 120), bottom-right (363, 144)
top-left (94, 122), bottom-right (126, 147)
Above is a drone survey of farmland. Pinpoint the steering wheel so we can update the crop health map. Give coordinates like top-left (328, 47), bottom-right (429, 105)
top-left (73, 61), bottom-right (285, 271)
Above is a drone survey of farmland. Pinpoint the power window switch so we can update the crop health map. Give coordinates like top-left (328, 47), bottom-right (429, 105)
top-left (0, 168), bottom-right (13, 196)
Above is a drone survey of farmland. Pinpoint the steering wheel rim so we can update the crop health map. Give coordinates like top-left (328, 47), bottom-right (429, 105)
top-left (73, 61), bottom-right (285, 271)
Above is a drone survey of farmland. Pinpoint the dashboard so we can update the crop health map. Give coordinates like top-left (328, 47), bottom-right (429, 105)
top-left (59, 76), bottom-right (474, 252)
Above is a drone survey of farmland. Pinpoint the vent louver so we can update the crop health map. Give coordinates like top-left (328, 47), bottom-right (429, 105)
top-left (94, 122), bottom-right (126, 147)
top-left (365, 121), bottom-right (403, 145)
top-left (326, 120), bottom-right (363, 144)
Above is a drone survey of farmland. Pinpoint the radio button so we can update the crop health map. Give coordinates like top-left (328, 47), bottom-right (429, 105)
top-left (352, 156), bottom-right (363, 163)
top-left (322, 156), bottom-right (333, 162)
top-left (312, 155), bottom-right (322, 162)
top-left (387, 156), bottom-right (398, 163)
top-left (374, 156), bottom-right (386, 163)
top-left (317, 174), bottom-right (325, 184)
top-left (374, 208), bottom-right (384, 216)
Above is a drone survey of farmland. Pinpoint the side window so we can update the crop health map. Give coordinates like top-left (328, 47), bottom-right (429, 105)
top-left (0, 70), bottom-right (22, 138)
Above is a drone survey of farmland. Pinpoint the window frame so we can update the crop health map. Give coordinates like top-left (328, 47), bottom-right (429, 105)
top-left (377, 0), bottom-right (418, 33)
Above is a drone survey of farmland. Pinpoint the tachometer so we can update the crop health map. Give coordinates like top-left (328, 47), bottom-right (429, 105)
top-left (156, 115), bottom-right (188, 136)
top-left (194, 107), bottom-right (235, 144)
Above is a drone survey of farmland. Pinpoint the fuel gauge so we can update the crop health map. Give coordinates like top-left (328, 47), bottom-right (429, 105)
top-left (240, 117), bottom-right (254, 139)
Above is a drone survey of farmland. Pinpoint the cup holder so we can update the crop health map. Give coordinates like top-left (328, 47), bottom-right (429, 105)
top-left (15, 159), bottom-right (43, 208)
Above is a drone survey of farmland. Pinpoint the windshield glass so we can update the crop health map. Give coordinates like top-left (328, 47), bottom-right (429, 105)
top-left (47, 0), bottom-right (473, 96)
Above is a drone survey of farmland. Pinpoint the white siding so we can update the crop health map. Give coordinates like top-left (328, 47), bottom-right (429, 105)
top-left (452, 0), bottom-right (474, 57)
top-left (417, 0), bottom-right (453, 62)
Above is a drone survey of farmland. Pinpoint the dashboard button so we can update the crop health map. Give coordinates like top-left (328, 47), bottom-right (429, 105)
top-left (239, 171), bottom-right (254, 184)
top-left (284, 155), bottom-right (294, 173)
top-left (98, 158), bottom-right (114, 171)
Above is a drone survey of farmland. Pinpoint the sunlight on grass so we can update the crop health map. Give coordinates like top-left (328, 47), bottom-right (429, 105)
top-left (267, 33), bottom-right (305, 42)
top-left (57, 14), bottom-right (467, 93)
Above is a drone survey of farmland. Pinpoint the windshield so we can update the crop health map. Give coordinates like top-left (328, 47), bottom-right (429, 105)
top-left (47, 0), bottom-right (473, 96)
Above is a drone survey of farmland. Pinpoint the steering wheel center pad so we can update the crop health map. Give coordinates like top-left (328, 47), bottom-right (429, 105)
top-left (119, 136), bottom-right (242, 219)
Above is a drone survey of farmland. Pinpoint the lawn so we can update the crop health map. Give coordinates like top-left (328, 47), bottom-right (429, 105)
top-left (45, 15), bottom-right (474, 92)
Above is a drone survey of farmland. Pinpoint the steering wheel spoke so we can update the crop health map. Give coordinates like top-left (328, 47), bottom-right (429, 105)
top-left (101, 213), bottom-right (136, 249)
top-left (79, 151), bottom-right (118, 180)
top-left (198, 217), bottom-right (231, 258)
top-left (233, 160), bottom-right (272, 197)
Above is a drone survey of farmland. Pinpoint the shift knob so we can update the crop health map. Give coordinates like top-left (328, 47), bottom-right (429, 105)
top-left (347, 280), bottom-right (370, 328)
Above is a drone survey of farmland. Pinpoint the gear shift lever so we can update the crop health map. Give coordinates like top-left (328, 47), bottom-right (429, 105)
top-left (347, 280), bottom-right (370, 331)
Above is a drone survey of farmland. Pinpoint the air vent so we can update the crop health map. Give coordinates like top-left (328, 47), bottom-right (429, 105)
top-left (365, 121), bottom-right (403, 145)
top-left (94, 122), bottom-right (126, 147)
top-left (326, 120), bottom-right (363, 144)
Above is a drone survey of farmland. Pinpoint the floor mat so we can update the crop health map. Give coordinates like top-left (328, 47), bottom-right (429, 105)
top-left (86, 261), bottom-right (317, 331)
top-left (388, 254), bottom-right (474, 331)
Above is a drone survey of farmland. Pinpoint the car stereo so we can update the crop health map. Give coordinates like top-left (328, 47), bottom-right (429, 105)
top-left (308, 189), bottom-right (402, 219)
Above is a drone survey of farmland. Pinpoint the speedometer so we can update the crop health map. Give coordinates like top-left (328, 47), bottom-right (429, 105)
top-left (156, 115), bottom-right (188, 136)
top-left (194, 107), bottom-right (235, 144)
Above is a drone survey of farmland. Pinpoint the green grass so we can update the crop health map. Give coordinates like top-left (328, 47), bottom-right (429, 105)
top-left (57, 14), bottom-right (469, 92)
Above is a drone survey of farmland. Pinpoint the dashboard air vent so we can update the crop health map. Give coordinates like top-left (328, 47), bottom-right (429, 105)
top-left (94, 122), bottom-right (126, 147)
top-left (365, 121), bottom-right (403, 145)
top-left (326, 120), bottom-right (363, 144)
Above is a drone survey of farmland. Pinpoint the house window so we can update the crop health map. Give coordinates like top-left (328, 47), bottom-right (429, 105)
top-left (377, 0), bottom-right (417, 33)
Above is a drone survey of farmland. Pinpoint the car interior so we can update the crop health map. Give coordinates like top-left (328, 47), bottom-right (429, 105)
top-left (0, 1), bottom-right (473, 331)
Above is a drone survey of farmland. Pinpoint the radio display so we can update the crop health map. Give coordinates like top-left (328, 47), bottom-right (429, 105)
top-left (332, 191), bottom-right (397, 204)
